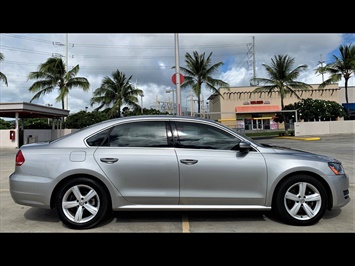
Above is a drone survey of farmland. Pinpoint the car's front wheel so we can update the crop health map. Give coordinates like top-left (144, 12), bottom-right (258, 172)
top-left (55, 177), bottom-right (110, 230)
top-left (273, 174), bottom-right (328, 226)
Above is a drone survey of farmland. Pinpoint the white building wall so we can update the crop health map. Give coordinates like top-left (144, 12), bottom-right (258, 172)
top-left (339, 86), bottom-right (355, 103)
top-left (294, 121), bottom-right (355, 136)
top-left (0, 129), bottom-right (77, 149)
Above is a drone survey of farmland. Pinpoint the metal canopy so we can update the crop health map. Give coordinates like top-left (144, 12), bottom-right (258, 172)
top-left (0, 102), bottom-right (69, 119)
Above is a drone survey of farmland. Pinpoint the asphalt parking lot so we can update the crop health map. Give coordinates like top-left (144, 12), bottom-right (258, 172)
top-left (0, 133), bottom-right (354, 233)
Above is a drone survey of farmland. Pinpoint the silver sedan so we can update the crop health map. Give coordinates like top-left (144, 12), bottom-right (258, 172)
top-left (9, 115), bottom-right (351, 229)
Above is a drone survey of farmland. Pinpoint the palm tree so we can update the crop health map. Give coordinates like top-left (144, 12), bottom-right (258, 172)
top-left (28, 57), bottom-right (90, 109)
top-left (177, 51), bottom-right (230, 114)
top-left (90, 70), bottom-right (143, 118)
top-left (250, 54), bottom-right (312, 134)
top-left (315, 43), bottom-right (355, 117)
top-left (0, 52), bottom-right (8, 86)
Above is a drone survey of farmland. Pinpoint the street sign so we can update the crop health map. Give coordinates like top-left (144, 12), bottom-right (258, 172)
top-left (172, 73), bottom-right (184, 85)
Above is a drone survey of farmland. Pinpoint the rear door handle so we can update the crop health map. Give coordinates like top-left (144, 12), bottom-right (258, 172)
top-left (100, 158), bottom-right (119, 164)
top-left (180, 159), bottom-right (198, 165)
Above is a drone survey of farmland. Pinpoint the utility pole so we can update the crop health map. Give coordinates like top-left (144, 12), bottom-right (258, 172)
top-left (248, 36), bottom-right (257, 86)
top-left (64, 33), bottom-right (69, 111)
top-left (53, 35), bottom-right (69, 111)
top-left (174, 33), bottom-right (182, 115)
top-left (252, 36), bottom-right (256, 84)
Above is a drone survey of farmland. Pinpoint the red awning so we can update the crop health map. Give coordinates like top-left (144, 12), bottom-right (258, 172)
top-left (235, 105), bottom-right (281, 113)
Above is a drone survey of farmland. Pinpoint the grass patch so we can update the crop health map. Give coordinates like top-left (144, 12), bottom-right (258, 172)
top-left (245, 130), bottom-right (294, 137)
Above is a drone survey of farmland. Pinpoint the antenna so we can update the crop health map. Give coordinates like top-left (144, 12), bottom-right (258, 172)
top-left (248, 36), bottom-right (258, 86)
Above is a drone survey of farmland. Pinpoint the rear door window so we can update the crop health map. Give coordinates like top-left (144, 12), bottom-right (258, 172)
top-left (87, 121), bottom-right (171, 148)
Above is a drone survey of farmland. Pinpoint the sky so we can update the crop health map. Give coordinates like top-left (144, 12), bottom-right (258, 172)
top-left (1, 33), bottom-right (355, 116)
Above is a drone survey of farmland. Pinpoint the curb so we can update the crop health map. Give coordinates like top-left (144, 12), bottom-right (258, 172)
top-left (276, 136), bottom-right (321, 141)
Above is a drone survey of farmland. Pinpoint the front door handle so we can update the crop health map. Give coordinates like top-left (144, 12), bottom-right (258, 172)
top-left (180, 159), bottom-right (198, 165)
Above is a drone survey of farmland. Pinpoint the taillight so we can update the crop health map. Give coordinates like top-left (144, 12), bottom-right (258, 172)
top-left (15, 150), bottom-right (25, 166)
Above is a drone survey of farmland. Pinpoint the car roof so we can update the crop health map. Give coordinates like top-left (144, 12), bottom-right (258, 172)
top-left (91, 115), bottom-right (222, 127)
top-left (49, 115), bottom-right (228, 147)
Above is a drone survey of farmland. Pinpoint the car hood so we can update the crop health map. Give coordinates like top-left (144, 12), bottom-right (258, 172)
top-left (258, 143), bottom-right (340, 163)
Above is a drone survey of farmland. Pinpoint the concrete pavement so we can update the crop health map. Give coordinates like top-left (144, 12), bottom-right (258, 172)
top-left (1, 133), bottom-right (354, 232)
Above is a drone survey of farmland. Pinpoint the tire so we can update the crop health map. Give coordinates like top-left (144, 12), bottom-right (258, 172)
top-left (55, 177), bottom-right (110, 230)
top-left (273, 174), bottom-right (328, 226)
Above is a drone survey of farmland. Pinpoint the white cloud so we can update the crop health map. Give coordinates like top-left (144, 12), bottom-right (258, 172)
top-left (1, 33), bottom-right (354, 115)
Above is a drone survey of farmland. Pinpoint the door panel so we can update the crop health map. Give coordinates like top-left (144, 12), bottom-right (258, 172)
top-left (94, 147), bottom-right (179, 204)
top-left (175, 149), bottom-right (268, 205)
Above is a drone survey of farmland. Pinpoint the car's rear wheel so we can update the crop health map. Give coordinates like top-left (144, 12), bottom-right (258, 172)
top-left (273, 174), bottom-right (328, 226)
top-left (55, 177), bottom-right (109, 230)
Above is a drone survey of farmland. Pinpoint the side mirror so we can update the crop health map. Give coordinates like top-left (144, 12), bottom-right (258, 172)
top-left (231, 141), bottom-right (251, 151)
top-left (239, 141), bottom-right (251, 152)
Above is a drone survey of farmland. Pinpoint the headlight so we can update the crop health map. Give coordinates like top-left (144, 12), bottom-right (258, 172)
top-left (328, 162), bottom-right (344, 175)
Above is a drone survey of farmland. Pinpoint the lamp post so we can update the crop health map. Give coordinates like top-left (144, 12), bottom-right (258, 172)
top-left (166, 89), bottom-right (176, 115)
top-left (139, 91), bottom-right (144, 114)
top-left (185, 93), bottom-right (198, 117)
top-left (185, 95), bottom-right (191, 116)
top-left (46, 104), bottom-right (53, 125)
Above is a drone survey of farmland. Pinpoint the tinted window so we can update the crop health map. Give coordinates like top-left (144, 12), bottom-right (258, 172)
top-left (86, 128), bottom-right (110, 146)
top-left (174, 121), bottom-right (239, 150)
top-left (108, 121), bottom-right (170, 147)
